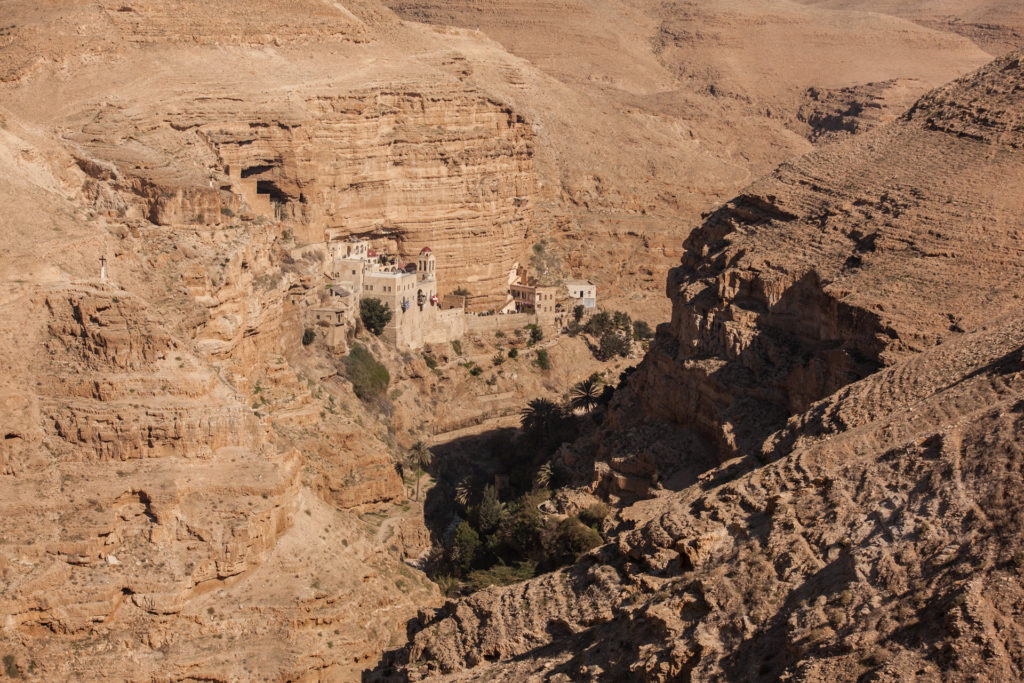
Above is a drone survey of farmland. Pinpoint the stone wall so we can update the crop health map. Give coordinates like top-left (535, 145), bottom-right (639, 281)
top-left (466, 312), bottom-right (538, 335)
top-left (383, 304), bottom-right (466, 350)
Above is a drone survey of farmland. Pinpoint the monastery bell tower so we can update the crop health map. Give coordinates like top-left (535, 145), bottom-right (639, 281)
top-left (417, 246), bottom-right (435, 282)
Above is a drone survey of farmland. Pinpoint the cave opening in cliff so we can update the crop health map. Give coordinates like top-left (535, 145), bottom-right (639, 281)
top-left (256, 180), bottom-right (289, 204)
top-left (241, 164), bottom-right (275, 178)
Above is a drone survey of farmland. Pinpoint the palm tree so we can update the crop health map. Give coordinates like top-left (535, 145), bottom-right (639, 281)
top-left (454, 477), bottom-right (474, 508)
top-left (569, 377), bottom-right (602, 413)
top-left (409, 440), bottom-right (433, 501)
top-left (520, 398), bottom-right (562, 439)
top-left (534, 461), bottom-right (553, 490)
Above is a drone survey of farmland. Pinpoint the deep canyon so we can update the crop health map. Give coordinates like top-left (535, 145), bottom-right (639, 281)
top-left (1, 0), bottom-right (1023, 680)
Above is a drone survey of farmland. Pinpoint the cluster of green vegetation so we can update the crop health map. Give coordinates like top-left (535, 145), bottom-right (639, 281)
top-left (427, 378), bottom-right (618, 594)
top-left (442, 486), bottom-right (605, 591)
top-left (359, 298), bottom-right (393, 336)
top-left (343, 344), bottom-right (390, 404)
top-left (564, 309), bottom-right (652, 361)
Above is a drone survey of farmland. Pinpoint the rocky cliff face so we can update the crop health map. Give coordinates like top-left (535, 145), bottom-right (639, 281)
top-left (62, 86), bottom-right (536, 311)
top-left (630, 51), bottom-right (1024, 462)
top-left (209, 88), bottom-right (536, 310)
top-left (382, 0), bottom-right (992, 322)
top-left (379, 51), bottom-right (1024, 681)
top-left (392, 315), bottom-right (1024, 681)
top-left (0, 267), bottom-right (433, 678)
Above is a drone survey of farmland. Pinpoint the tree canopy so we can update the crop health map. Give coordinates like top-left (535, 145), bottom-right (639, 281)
top-left (359, 297), bottom-right (392, 336)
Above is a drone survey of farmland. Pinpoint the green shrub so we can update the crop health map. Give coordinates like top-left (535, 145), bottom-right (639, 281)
top-left (508, 348), bottom-right (518, 359)
top-left (495, 491), bottom-right (548, 559)
top-left (469, 365), bottom-right (483, 376)
top-left (452, 521), bottom-right (481, 573)
top-left (548, 518), bottom-right (603, 565)
top-left (572, 304), bottom-right (585, 322)
top-left (477, 484), bottom-right (505, 534)
top-left (452, 339), bottom-right (463, 356)
top-left (422, 353), bottom-right (438, 370)
top-left (584, 311), bottom-right (613, 336)
top-left (578, 502), bottom-right (610, 530)
top-left (633, 320), bottom-right (654, 340)
top-left (3, 654), bottom-right (21, 679)
top-left (529, 326), bottom-right (543, 344)
top-left (344, 344), bottom-right (390, 401)
top-left (359, 298), bottom-right (393, 336)
top-left (302, 328), bottom-right (316, 346)
top-left (534, 348), bottom-right (551, 370)
top-left (595, 331), bottom-right (630, 361)
top-left (492, 353), bottom-right (505, 366)
top-left (434, 573), bottom-right (460, 597)
top-left (453, 286), bottom-right (471, 297)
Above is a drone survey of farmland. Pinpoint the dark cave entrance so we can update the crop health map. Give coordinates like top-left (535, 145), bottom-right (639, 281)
top-left (256, 180), bottom-right (290, 204)
top-left (241, 164), bottom-right (275, 178)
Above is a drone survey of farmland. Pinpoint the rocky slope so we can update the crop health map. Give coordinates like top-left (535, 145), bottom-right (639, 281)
top-left (0, 0), bottom-right (639, 676)
top-left (1, 0), bottom-right (1020, 680)
top-left (382, 0), bottom-right (992, 318)
top-left (795, 0), bottom-right (1024, 55)
top-left (389, 314), bottom-right (1024, 681)
top-left (380, 51), bottom-right (1024, 681)
top-left (632, 50), bottom-right (1024, 463)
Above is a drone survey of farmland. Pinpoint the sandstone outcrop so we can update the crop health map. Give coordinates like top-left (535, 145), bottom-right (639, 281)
top-left (391, 314), bottom-right (1024, 680)
top-left (631, 50), bottom-right (1024, 462)
top-left (384, 0), bottom-right (992, 320)
top-left (380, 52), bottom-right (1024, 681)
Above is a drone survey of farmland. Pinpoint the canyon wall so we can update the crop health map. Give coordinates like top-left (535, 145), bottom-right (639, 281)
top-left (380, 51), bottom-right (1024, 682)
top-left (391, 314), bottom-right (1024, 680)
top-left (65, 85), bottom-right (537, 312)
top-left (628, 51), bottom-right (1024, 462)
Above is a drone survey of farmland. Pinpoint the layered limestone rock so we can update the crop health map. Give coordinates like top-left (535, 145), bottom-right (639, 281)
top-left (209, 88), bottom-right (536, 310)
top-left (63, 87), bottom-right (535, 312)
top-left (377, 52), bottom-right (1024, 682)
top-left (0, 278), bottom-right (428, 679)
top-left (630, 51), bottom-right (1024, 461)
top-left (382, 314), bottom-right (1024, 680)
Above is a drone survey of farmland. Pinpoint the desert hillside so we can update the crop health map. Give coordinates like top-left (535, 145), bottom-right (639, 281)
top-left (382, 0), bottom-right (994, 317)
top-left (0, 0), bottom-right (1021, 680)
top-left (794, 0), bottom-right (1024, 54)
top-left (381, 51), bottom-right (1024, 681)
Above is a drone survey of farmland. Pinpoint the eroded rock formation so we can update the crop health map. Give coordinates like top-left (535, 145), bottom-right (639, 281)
top-left (380, 51), bottom-right (1024, 682)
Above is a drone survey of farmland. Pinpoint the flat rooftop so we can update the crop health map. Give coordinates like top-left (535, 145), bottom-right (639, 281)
top-left (365, 271), bottom-right (414, 279)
